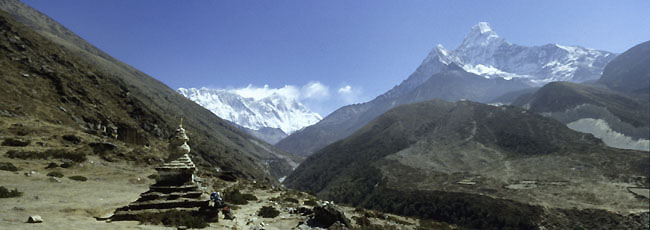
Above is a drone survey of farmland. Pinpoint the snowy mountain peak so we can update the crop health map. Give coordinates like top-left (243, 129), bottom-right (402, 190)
top-left (459, 22), bottom-right (503, 49)
top-left (420, 22), bottom-right (615, 85)
top-left (177, 87), bottom-right (322, 135)
top-left (474, 22), bottom-right (494, 34)
top-left (433, 44), bottom-right (460, 65)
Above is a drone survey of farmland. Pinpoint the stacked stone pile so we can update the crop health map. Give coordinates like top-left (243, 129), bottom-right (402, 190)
top-left (111, 121), bottom-right (215, 220)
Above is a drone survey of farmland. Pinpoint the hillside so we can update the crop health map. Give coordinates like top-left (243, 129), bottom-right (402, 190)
top-left (285, 99), bottom-right (649, 229)
top-left (512, 82), bottom-right (649, 151)
top-left (512, 40), bottom-right (650, 151)
top-left (277, 65), bottom-right (530, 157)
top-left (598, 40), bottom-right (650, 96)
top-left (0, 1), bottom-right (298, 181)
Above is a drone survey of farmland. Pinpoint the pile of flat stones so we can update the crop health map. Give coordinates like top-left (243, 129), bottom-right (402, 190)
top-left (111, 122), bottom-right (217, 221)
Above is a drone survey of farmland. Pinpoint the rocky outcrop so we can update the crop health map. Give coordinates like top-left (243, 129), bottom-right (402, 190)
top-left (307, 203), bottom-right (351, 229)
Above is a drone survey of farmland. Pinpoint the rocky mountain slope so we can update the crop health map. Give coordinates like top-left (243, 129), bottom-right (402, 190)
top-left (512, 41), bottom-right (650, 151)
top-left (178, 87), bottom-right (322, 144)
top-left (285, 99), bottom-right (649, 229)
top-left (276, 22), bottom-right (615, 157)
top-left (598, 40), bottom-right (650, 96)
top-left (512, 82), bottom-right (649, 151)
top-left (0, 0), bottom-right (298, 181)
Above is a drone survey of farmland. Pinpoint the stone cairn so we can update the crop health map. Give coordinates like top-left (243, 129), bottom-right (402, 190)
top-left (111, 119), bottom-right (217, 221)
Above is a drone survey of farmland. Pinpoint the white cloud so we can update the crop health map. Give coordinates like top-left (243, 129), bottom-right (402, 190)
top-left (229, 81), bottom-right (330, 102)
top-left (301, 81), bottom-right (330, 100)
top-left (211, 82), bottom-right (362, 117)
top-left (233, 84), bottom-right (300, 100)
top-left (338, 85), bottom-right (352, 94)
top-left (337, 85), bottom-right (363, 104)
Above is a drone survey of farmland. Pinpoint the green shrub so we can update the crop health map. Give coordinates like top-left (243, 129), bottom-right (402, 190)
top-left (2, 138), bottom-right (30, 147)
top-left (362, 187), bottom-right (542, 230)
top-left (258, 206), bottom-right (280, 218)
top-left (0, 162), bottom-right (19, 171)
top-left (6, 149), bottom-right (86, 162)
top-left (48, 149), bottom-right (86, 162)
top-left (47, 171), bottom-right (64, 178)
top-left (242, 193), bottom-right (258, 201)
top-left (303, 199), bottom-right (318, 206)
top-left (284, 197), bottom-right (299, 203)
top-left (0, 186), bottom-right (23, 198)
top-left (224, 189), bottom-right (248, 205)
top-left (353, 216), bottom-right (372, 226)
top-left (68, 176), bottom-right (88, 181)
top-left (6, 150), bottom-right (41, 159)
top-left (417, 219), bottom-right (453, 230)
top-left (45, 162), bottom-right (59, 169)
top-left (60, 162), bottom-right (74, 168)
top-left (134, 210), bottom-right (208, 228)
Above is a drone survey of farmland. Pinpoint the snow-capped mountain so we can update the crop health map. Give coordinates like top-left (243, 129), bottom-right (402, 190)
top-left (177, 87), bottom-right (322, 137)
top-left (434, 22), bottom-right (615, 84)
top-left (376, 22), bottom-right (614, 104)
top-left (277, 22), bottom-right (617, 156)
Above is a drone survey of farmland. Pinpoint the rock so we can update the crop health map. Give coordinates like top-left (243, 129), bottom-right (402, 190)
top-left (328, 221), bottom-right (348, 230)
top-left (295, 206), bottom-right (313, 216)
top-left (24, 171), bottom-right (37, 177)
top-left (48, 177), bottom-right (61, 183)
top-left (62, 135), bottom-right (82, 144)
top-left (27, 215), bottom-right (43, 223)
top-left (308, 204), bottom-right (351, 228)
top-left (296, 223), bottom-right (314, 230)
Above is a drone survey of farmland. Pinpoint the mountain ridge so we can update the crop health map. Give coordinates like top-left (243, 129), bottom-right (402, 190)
top-left (285, 99), bottom-right (649, 229)
top-left (511, 40), bottom-right (650, 151)
top-left (0, 0), bottom-right (297, 181)
top-left (277, 22), bottom-right (614, 156)
top-left (177, 87), bottom-right (321, 144)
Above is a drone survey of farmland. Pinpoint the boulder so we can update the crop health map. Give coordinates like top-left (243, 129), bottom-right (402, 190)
top-left (27, 215), bottom-right (43, 223)
top-left (308, 204), bottom-right (351, 228)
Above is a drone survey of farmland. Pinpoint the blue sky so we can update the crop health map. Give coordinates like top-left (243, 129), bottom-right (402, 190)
top-left (22, 0), bottom-right (650, 116)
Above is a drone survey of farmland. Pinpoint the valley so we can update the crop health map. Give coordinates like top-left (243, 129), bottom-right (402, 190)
top-left (1, 0), bottom-right (648, 229)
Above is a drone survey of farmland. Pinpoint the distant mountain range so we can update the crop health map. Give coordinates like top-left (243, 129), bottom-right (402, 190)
top-left (285, 39), bottom-right (649, 229)
top-left (277, 22), bottom-right (616, 156)
top-left (178, 87), bottom-right (321, 144)
top-left (512, 40), bottom-right (650, 151)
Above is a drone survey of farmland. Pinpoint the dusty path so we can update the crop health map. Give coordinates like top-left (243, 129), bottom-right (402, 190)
top-left (0, 155), bottom-right (168, 230)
